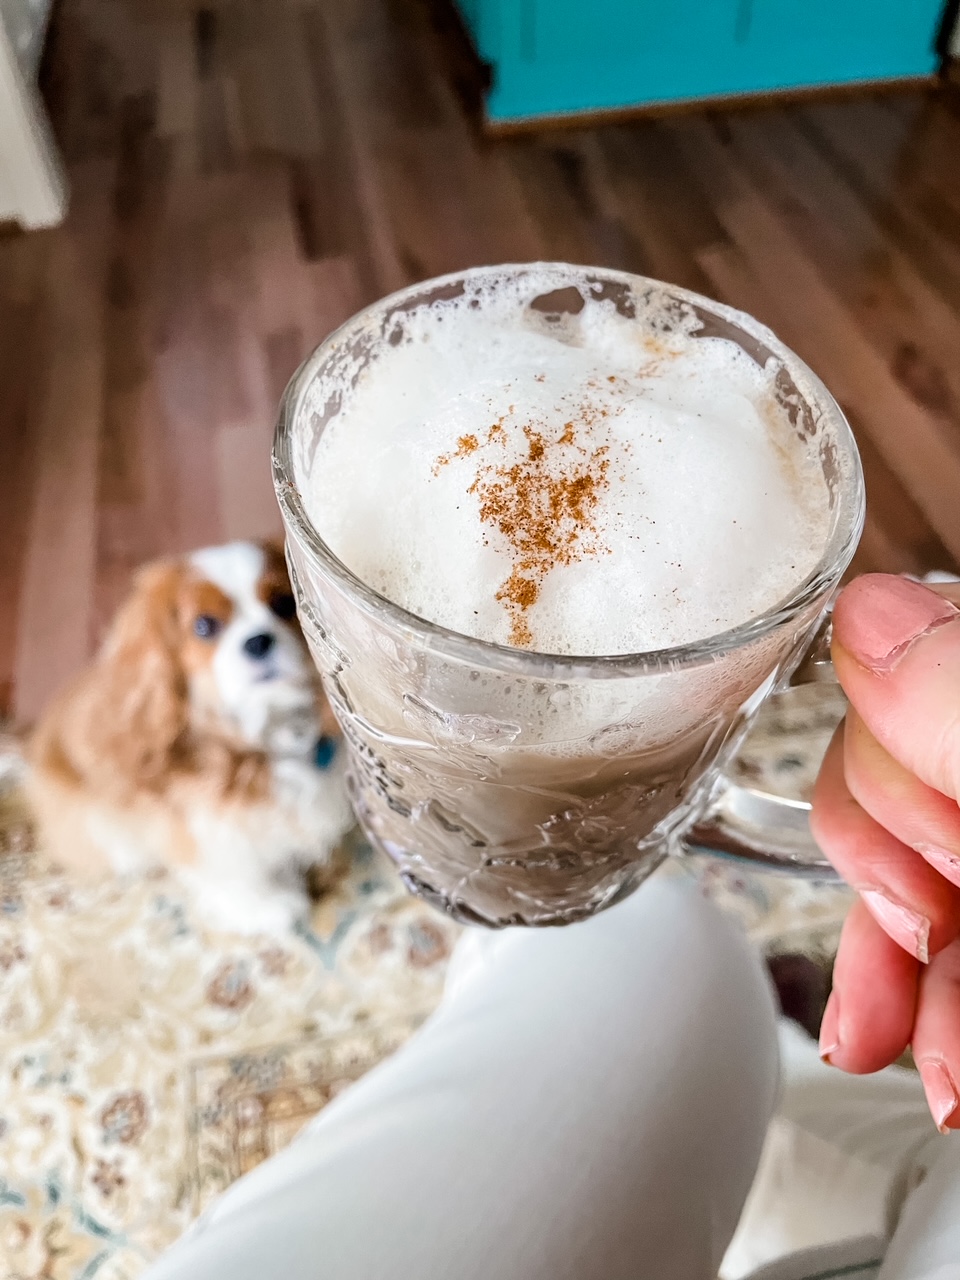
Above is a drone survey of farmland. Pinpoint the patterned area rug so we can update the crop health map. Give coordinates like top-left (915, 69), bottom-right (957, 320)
top-left (0, 743), bottom-right (459, 1279)
top-left (708, 681), bottom-right (854, 958)
top-left (0, 684), bottom-right (855, 1279)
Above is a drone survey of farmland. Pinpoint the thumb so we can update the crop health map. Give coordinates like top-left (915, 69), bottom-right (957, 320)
top-left (832, 575), bottom-right (960, 799)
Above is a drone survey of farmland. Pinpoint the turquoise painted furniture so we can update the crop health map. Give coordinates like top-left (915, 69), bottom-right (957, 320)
top-left (455, 0), bottom-right (947, 125)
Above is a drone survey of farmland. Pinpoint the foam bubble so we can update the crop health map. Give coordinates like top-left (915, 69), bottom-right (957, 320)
top-left (305, 270), bottom-right (831, 656)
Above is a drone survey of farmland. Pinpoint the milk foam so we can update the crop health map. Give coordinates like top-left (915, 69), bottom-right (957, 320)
top-left (305, 270), bottom-right (831, 656)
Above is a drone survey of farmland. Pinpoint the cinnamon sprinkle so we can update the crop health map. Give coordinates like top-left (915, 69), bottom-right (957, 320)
top-left (435, 405), bottom-right (613, 646)
top-left (432, 432), bottom-right (480, 474)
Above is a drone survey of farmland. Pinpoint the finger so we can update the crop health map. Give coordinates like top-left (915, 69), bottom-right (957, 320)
top-left (831, 574), bottom-right (960, 799)
top-left (820, 897), bottom-right (918, 1074)
top-left (812, 725), bottom-right (960, 961)
top-left (927, 581), bottom-right (960, 609)
top-left (912, 939), bottom-right (960, 1131)
top-left (844, 709), bottom-right (960, 892)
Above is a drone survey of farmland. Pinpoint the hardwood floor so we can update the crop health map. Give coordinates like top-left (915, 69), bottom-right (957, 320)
top-left (3, 0), bottom-right (960, 724)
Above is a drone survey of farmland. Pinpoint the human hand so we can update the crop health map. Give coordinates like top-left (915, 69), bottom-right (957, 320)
top-left (811, 573), bottom-right (960, 1130)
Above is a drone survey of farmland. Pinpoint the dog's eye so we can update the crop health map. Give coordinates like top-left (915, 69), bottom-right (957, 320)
top-left (194, 614), bottom-right (222, 639)
top-left (269, 592), bottom-right (297, 621)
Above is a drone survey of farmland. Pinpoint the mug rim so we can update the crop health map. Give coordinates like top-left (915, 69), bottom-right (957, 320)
top-left (272, 262), bottom-right (865, 680)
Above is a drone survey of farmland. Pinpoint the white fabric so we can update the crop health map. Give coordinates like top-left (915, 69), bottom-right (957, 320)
top-left (142, 871), bottom-right (960, 1280)
top-left (878, 1136), bottom-right (960, 1280)
top-left (145, 876), bottom-right (778, 1280)
top-left (726, 1021), bottom-right (940, 1278)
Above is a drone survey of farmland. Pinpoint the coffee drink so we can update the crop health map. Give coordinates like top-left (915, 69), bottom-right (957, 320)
top-left (308, 269), bottom-right (830, 655)
top-left (276, 265), bottom-right (861, 926)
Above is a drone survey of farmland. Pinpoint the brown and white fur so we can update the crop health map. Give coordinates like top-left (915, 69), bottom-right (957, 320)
top-left (28, 541), bottom-right (354, 934)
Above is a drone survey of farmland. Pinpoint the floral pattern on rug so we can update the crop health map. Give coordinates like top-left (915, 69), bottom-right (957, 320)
top-left (0, 743), bottom-right (459, 1279)
top-left (703, 681), bottom-right (854, 959)
top-left (186, 1021), bottom-right (423, 1214)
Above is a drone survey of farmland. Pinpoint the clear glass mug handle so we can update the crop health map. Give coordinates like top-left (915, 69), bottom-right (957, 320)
top-left (679, 611), bottom-right (842, 877)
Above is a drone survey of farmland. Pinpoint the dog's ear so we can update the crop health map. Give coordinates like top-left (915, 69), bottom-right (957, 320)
top-left (259, 538), bottom-right (302, 636)
top-left (260, 538), bottom-right (290, 582)
top-left (54, 562), bottom-right (188, 796)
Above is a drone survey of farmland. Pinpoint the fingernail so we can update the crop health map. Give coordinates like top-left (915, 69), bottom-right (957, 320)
top-left (838, 576), bottom-right (957, 671)
top-left (858, 888), bottom-right (930, 963)
top-left (918, 1059), bottom-right (958, 1132)
top-left (819, 990), bottom-right (840, 1062)
top-left (917, 843), bottom-right (960, 887)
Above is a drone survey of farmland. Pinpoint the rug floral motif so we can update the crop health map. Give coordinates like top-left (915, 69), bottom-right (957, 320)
top-left (0, 742), bottom-right (460, 1279)
top-left (0, 680), bottom-right (855, 1278)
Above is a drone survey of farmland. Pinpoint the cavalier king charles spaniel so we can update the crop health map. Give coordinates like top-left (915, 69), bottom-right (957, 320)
top-left (28, 541), bottom-right (354, 934)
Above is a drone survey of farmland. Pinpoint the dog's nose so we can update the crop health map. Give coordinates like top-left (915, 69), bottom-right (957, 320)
top-left (243, 632), bottom-right (275, 660)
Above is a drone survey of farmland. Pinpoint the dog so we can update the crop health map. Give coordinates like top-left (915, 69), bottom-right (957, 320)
top-left (28, 541), bottom-right (355, 934)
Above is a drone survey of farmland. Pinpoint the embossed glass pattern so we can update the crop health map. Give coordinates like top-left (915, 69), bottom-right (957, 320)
top-left (274, 265), bottom-right (864, 928)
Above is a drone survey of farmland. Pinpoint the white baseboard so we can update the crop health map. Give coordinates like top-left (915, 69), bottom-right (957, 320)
top-left (0, 8), bottom-right (67, 229)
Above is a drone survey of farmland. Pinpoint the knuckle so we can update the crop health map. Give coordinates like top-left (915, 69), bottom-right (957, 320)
top-left (927, 706), bottom-right (960, 801)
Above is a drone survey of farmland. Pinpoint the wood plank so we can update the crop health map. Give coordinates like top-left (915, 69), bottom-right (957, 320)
top-left (721, 109), bottom-right (960, 449)
top-left (226, 0), bottom-right (326, 158)
top-left (242, 159), bottom-right (315, 339)
top-left (800, 96), bottom-right (960, 311)
top-left (597, 121), bottom-right (728, 294)
top-left (500, 134), bottom-right (625, 269)
top-left (95, 94), bottom-right (175, 637)
top-left (13, 160), bottom-right (114, 724)
top-left (306, 0), bottom-right (542, 288)
top-left (304, 1), bottom-right (407, 296)
top-left (307, 252), bottom-right (366, 345)
top-left (0, 232), bottom-right (48, 719)
top-left (155, 14), bottom-right (197, 142)
top-left (666, 115), bottom-right (960, 565)
top-left (216, 420), bottom-right (283, 543)
top-left (152, 169), bottom-right (228, 552)
top-left (293, 5), bottom-right (380, 272)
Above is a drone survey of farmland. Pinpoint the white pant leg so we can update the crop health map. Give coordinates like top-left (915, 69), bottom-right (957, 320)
top-left (728, 1021), bottom-right (938, 1278)
top-left (729, 1021), bottom-right (960, 1280)
top-left (878, 1137), bottom-right (960, 1280)
top-left (145, 875), bottom-right (779, 1280)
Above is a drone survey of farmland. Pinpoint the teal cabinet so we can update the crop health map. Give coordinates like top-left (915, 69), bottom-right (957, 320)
top-left (454, 0), bottom-right (947, 125)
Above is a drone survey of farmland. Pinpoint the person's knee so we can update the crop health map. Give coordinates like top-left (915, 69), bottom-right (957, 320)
top-left (449, 873), bottom-right (776, 1053)
top-left (437, 872), bottom-right (779, 1141)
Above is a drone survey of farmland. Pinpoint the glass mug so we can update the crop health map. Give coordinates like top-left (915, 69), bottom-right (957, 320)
top-left (273, 264), bottom-right (864, 928)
